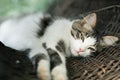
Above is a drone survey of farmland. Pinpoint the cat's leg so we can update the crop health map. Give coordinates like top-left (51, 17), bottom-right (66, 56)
top-left (30, 49), bottom-right (51, 80)
top-left (47, 49), bottom-right (68, 80)
top-left (43, 43), bottom-right (68, 80)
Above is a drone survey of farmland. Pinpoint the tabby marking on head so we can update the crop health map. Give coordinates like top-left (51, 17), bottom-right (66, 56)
top-left (70, 13), bottom-right (97, 57)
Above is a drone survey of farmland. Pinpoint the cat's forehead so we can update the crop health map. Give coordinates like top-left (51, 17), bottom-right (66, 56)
top-left (76, 37), bottom-right (96, 44)
top-left (84, 37), bottom-right (96, 45)
top-left (71, 13), bottom-right (97, 33)
top-left (72, 20), bottom-right (84, 30)
top-left (72, 20), bottom-right (93, 33)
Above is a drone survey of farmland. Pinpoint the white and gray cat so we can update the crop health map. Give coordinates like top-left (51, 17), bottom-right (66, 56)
top-left (0, 13), bottom-right (118, 80)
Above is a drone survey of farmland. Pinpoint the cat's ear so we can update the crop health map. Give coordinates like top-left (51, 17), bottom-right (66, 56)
top-left (100, 36), bottom-right (118, 46)
top-left (72, 13), bottom-right (97, 32)
top-left (82, 13), bottom-right (97, 28)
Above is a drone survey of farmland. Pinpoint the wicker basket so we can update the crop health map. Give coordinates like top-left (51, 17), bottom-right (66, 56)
top-left (67, 6), bottom-right (120, 80)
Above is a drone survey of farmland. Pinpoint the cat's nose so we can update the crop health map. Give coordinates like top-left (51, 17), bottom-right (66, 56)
top-left (77, 48), bottom-right (84, 54)
top-left (79, 48), bottom-right (84, 52)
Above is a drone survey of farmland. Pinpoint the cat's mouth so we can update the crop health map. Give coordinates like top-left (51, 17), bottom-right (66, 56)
top-left (78, 51), bottom-right (91, 57)
top-left (76, 48), bottom-right (84, 53)
top-left (72, 49), bottom-right (91, 57)
top-left (77, 51), bottom-right (86, 56)
top-left (71, 48), bottom-right (91, 57)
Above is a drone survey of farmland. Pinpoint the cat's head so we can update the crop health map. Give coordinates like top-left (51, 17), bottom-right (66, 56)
top-left (70, 13), bottom-right (118, 57)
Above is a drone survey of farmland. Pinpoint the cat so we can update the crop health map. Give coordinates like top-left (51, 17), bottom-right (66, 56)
top-left (0, 13), bottom-right (118, 80)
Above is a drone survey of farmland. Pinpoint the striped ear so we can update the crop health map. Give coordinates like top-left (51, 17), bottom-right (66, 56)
top-left (82, 13), bottom-right (97, 28)
top-left (72, 13), bottom-right (97, 33)
top-left (100, 36), bottom-right (118, 46)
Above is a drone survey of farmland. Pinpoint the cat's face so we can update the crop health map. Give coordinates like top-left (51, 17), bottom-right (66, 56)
top-left (70, 13), bottom-right (97, 57)
top-left (70, 13), bottom-right (119, 57)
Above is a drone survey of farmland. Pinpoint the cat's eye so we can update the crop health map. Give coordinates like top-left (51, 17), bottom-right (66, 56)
top-left (88, 46), bottom-right (96, 51)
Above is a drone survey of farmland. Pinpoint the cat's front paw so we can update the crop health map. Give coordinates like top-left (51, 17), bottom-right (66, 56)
top-left (37, 60), bottom-right (51, 80)
top-left (52, 73), bottom-right (68, 80)
top-left (52, 64), bottom-right (68, 80)
top-left (38, 69), bottom-right (51, 80)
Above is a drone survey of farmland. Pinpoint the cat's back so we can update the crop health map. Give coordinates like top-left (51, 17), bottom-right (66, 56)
top-left (0, 12), bottom-right (44, 34)
top-left (0, 12), bottom-right (45, 50)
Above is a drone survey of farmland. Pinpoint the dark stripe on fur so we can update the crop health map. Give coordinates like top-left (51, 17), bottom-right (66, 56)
top-left (31, 54), bottom-right (48, 70)
top-left (46, 48), bottom-right (62, 70)
top-left (42, 43), bottom-right (47, 49)
top-left (42, 42), bottom-right (62, 70)
top-left (56, 40), bottom-right (65, 53)
top-left (71, 31), bottom-right (74, 37)
top-left (80, 33), bottom-right (85, 42)
top-left (37, 15), bottom-right (52, 37)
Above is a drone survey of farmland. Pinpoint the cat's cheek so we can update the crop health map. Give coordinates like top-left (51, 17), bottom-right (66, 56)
top-left (70, 48), bottom-right (78, 56)
top-left (70, 41), bottom-right (79, 56)
top-left (80, 50), bottom-right (91, 57)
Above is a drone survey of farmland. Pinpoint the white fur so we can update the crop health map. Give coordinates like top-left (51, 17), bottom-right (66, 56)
top-left (52, 64), bottom-right (68, 80)
top-left (0, 14), bottom-right (73, 57)
top-left (70, 36), bottom-right (96, 57)
top-left (0, 13), bottom-right (44, 50)
top-left (37, 60), bottom-right (51, 80)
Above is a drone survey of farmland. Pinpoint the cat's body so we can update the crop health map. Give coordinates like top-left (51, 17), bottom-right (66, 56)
top-left (0, 13), bottom-right (71, 55)
top-left (0, 13), bottom-right (75, 80)
top-left (0, 13), bottom-right (118, 80)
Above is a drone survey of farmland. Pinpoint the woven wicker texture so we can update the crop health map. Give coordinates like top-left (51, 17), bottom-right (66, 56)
top-left (67, 6), bottom-right (120, 80)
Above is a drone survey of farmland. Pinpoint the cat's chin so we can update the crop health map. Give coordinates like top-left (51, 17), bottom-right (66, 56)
top-left (71, 50), bottom-right (91, 57)
top-left (79, 52), bottom-right (91, 57)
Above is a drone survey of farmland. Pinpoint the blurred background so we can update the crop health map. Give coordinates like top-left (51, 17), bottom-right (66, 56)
top-left (0, 0), bottom-right (58, 18)
top-left (0, 0), bottom-right (119, 19)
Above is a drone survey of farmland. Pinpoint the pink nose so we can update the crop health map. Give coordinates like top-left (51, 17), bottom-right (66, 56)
top-left (79, 48), bottom-right (84, 52)
top-left (77, 48), bottom-right (84, 54)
